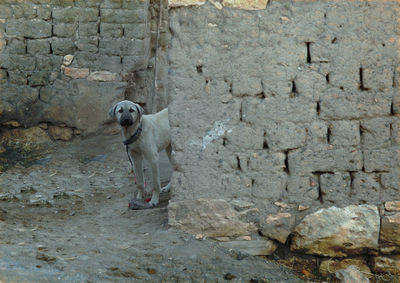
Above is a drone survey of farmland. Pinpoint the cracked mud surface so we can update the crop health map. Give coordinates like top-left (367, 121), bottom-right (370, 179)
top-left (0, 134), bottom-right (301, 282)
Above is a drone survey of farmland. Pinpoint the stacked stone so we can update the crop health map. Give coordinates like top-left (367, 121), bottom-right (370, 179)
top-left (167, 0), bottom-right (400, 275)
top-left (0, 0), bottom-right (151, 135)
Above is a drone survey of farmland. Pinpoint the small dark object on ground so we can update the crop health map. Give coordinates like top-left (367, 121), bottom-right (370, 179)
top-left (224, 273), bottom-right (236, 280)
top-left (128, 199), bottom-right (154, 210)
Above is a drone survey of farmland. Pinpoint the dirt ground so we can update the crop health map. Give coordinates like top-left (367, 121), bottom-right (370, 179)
top-left (0, 134), bottom-right (302, 282)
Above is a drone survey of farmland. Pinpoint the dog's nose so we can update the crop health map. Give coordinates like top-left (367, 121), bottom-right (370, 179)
top-left (120, 118), bottom-right (133, 126)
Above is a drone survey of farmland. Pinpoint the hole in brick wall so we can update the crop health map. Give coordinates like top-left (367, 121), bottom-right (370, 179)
top-left (324, 13), bottom-right (327, 18)
top-left (312, 172), bottom-right (324, 203)
top-left (318, 185), bottom-right (324, 203)
top-left (196, 65), bottom-right (203, 74)
top-left (263, 131), bottom-right (269, 149)
top-left (339, 86), bottom-right (344, 90)
top-left (120, 57), bottom-right (123, 64)
top-left (222, 137), bottom-right (227, 146)
top-left (359, 124), bottom-right (364, 138)
top-left (316, 101), bottom-right (320, 115)
top-left (359, 68), bottom-right (370, 91)
top-left (382, 43), bottom-right (386, 47)
top-left (349, 172), bottom-right (355, 195)
top-left (239, 102), bottom-right (243, 122)
top-left (229, 82), bottom-right (232, 93)
top-left (290, 80), bottom-right (298, 97)
top-left (284, 151), bottom-right (289, 173)
top-left (393, 70), bottom-right (397, 88)
top-left (49, 43), bottom-right (53, 54)
top-left (325, 73), bottom-right (330, 83)
top-left (236, 156), bottom-right (241, 171)
top-left (252, 179), bottom-right (255, 186)
top-left (391, 100), bottom-right (395, 115)
top-left (331, 37), bottom-right (337, 44)
top-left (306, 42), bottom-right (312, 63)
top-left (122, 27), bottom-right (125, 37)
top-left (327, 126), bottom-right (331, 144)
top-left (256, 92), bottom-right (266, 99)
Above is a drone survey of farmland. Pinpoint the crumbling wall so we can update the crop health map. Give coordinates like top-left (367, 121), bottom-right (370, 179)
top-left (0, 0), bottom-right (168, 139)
top-left (168, 0), bottom-right (400, 276)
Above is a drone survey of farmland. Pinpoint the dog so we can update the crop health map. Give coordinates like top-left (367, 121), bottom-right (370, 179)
top-left (109, 100), bottom-right (171, 207)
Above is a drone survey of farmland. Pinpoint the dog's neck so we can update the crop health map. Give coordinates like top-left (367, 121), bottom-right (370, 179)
top-left (122, 119), bottom-right (141, 142)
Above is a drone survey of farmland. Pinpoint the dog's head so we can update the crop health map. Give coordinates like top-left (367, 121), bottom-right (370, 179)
top-left (109, 100), bottom-right (144, 127)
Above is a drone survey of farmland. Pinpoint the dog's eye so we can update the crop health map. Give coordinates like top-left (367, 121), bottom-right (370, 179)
top-left (129, 108), bottom-right (134, 113)
top-left (118, 108), bottom-right (123, 113)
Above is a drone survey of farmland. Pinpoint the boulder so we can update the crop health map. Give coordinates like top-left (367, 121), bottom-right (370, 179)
top-left (222, 0), bottom-right (268, 10)
top-left (48, 126), bottom-right (73, 141)
top-left (220, 239), bottom-right (278, 256)
top-left (290, 205), bottom-right (380, 257)
top-left (168, 199), bottom-right (257, 239)
top-left (380, 212), bottom-right (400, 253)
top-left (335, 265), bottom-right (369, 283)
top-left (319, 259), bottom-right (371, 278)
top-left (371, 255), bottom-right (400, 275)
top-left (384, 201), bottom-right (400, 212)
top-left (168, 0), bottom-right (206, 7)
top-left (260, 212), bottom-right (295, 244)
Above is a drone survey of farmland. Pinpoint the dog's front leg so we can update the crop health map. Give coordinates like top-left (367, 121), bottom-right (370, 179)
top-left (146, 152), bottom-right (161, 207)
top-left (132, 152), bottom-right (145, 200)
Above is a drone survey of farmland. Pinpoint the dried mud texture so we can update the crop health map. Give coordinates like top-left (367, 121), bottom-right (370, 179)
top-left (0, 135), bottom-right (301, 283)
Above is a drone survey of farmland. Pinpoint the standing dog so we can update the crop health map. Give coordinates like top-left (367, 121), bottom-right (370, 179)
top-left (109, 100), bottom-right (171, 207)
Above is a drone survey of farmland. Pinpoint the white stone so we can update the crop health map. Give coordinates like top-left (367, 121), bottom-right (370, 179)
top-left (291, 205), bottom-right (380, 257)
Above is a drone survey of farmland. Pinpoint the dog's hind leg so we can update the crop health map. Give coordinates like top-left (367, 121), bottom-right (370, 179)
top-left (165, 144), bottom-right (172, 161)
top-left (161, 183), bottom-right (170, 193)
top-left (132, 152), bottom-right (145, 200)
top-left (161, 144), bottom-right (172, 193)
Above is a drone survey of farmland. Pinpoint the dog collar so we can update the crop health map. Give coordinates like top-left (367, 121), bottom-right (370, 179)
top-left (123, 122), bottom-right (142, 145)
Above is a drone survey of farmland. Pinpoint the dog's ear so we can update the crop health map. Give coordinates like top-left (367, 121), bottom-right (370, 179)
top-left (108, 102), bottom-right (118, 120)
top-left (134, 103), bottom-right (144, 116)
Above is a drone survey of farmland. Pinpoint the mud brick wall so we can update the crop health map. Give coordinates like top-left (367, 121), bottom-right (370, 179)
top-left (0, 0), bottom-right (168, 137)
top-left (168, 0), bottom-right (399, 228)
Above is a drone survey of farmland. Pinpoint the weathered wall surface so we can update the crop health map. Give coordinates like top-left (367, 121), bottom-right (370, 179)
top-left (168, 0), bottom-right (400, 275)
top-left (0, 0), bottom-right (168, 139)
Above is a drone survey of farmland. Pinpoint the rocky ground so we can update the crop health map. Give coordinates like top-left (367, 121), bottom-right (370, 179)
top-left (0, 134), bottom-right (301, 283)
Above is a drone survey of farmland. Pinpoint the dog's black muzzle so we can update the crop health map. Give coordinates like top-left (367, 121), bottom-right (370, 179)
top-left (120, 116), bottom-right (133, 127)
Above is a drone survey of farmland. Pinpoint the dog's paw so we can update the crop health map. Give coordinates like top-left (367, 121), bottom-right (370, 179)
top-left (128, 199), bottom-right (153, 210)
top-left (148, 200), bottom-right (159, 207)
top-left (161, 182), bottom-right (171, 193)
top-left (148, 196), bottom-right (159, 207)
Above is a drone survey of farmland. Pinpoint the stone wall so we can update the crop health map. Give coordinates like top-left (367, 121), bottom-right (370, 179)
top-left (167, 0), bottom-right (400, 277)
top-left (0, 0), bottom-right (168, 138)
